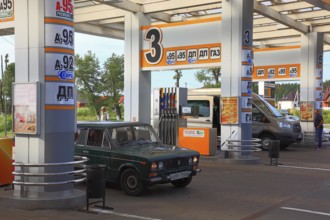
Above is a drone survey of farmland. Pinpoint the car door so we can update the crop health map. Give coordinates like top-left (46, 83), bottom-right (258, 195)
top-left (75, 127), bottom-right (111, 167)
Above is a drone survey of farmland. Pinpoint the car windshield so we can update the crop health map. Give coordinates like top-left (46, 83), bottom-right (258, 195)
top-left (252, 93), bottom-right (283, 117)
top-left (110, 125), bottom-right (161, 148)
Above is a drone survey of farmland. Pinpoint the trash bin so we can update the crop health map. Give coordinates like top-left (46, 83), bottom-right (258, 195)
top-left (83, 164), bottom-right (113, 212)
top-left (86, 164), bottom-right (106, 199)
top-left (269, 140), bottom-right (280, 165)
top-left (269, 140), bottom-right (280, 159)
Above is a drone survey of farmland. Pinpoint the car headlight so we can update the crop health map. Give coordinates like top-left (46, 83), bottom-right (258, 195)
top-left (278, 122), bottom-right (291, 129)
top-left (151, 161), bottom-right (164, 171)
top-left (189, 156), bottom-right (199, 165)
top-left (151, 162), bottom-right (158, 171)
top-left (193, 156), bottom-right (198, 164)
top-left (158, 161), bottom-right (164, 170)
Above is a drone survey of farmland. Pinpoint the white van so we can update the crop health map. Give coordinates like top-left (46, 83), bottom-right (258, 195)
top-left (187, 88), bottom-right (303, 150)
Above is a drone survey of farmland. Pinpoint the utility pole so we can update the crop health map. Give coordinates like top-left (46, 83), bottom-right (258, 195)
top-left (1, 54), bottom-right (9, 136)
top-left (0, 55), bottom-right (3, 136)
top-left (4, 54), bottom-right (8, 137)
top-left (1, 55), bottom-right (3, 80)
top-left (4, 54), bottom-right (8, 69)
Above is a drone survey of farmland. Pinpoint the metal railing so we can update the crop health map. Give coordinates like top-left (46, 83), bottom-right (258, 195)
top-left (303, 131), bottom-right (330, 143)
top-left (226, 138), bottom-right (262, 152)
top-left (12, 156), bottom-right (88, 197)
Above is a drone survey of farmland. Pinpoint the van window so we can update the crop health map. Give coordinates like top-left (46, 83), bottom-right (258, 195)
top-left (252, 94), bottom-right (283, 117)
top-left (252, 105), bottom-right (264, 122)
top-left (187, 100), bottom-right (210, 117)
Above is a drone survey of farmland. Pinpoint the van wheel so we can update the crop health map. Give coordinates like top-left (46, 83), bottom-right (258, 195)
top-left (260, 134), bottom-right (275, 151)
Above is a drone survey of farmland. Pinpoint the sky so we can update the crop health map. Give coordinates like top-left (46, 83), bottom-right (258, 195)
top-left (0, 33), bottom-right (329, 88)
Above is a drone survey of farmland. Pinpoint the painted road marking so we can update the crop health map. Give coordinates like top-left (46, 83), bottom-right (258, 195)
top-left (281, 207), bottom-right (330, 216)
top-left (279, 165), bottom-right (330, 172)
top-left (90, 208), bottom-right (161, 220)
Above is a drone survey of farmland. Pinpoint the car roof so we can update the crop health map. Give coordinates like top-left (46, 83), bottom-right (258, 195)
top-left (77, 121), bottom-right (149, 129)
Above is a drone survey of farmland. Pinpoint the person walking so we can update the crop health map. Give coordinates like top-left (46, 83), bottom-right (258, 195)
top-left (100, 106), bottom-right (109, 121)
top-left (314, 109), bottom-right (324, 150)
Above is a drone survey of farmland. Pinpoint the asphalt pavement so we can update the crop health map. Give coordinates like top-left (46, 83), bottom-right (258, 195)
top-left (1, 140), bottom-right (330, 220)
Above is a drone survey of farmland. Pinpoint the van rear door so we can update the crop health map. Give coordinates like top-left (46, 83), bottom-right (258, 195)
top-left (187, 96), bottom-right (213, 128)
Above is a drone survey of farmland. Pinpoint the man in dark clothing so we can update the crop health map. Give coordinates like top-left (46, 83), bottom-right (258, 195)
top-left (212, 96), bottom-right (220, 136)
top-left (314, 109), bottom-right (324, 150)
top-left (213, 96), bottom-right (220, 151)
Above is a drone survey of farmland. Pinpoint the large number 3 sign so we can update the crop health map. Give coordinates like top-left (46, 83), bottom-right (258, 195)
top-left (144, 27), bottom-right (163, 65)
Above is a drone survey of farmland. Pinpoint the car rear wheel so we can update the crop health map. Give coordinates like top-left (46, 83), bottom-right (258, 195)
top-left (260, 134), bottom-right (275, 151)
top-left (171, 176), bottom-right (192, 188)
top-left (120, 168), bottom-right (144, 196)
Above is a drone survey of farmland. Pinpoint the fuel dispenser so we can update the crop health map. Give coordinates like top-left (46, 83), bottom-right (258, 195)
top-left (152, 87), bottom-right (187, 145)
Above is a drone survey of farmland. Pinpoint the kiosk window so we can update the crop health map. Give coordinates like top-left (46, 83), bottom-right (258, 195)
top-left (187, 100), bottom-right (210, 117)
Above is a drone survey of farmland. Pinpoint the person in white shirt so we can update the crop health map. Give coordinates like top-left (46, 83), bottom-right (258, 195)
top-left (100, 106), bottom-right (109, 121)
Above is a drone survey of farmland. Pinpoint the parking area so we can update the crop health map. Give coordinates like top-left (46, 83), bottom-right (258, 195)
top-left (2, 142), bottom-right (330, 220)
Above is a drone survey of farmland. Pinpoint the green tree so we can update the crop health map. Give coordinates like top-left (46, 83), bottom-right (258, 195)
top-left (252, 82), bottom-right (258, 94)
top-left (75, 51), bottom-right (103, 118)
top-left (195, 68), bottom-right (221, 88)
top-left (275, 83), bottom-right (299, 102)
top-left (2, 63), bottom-right (15, 114)
top-left (101, 53), bottom-right (124, 120)
top-left (323, 80), bottom-right (330, 91)
top-left (173, 69), bottom-right (182, 87)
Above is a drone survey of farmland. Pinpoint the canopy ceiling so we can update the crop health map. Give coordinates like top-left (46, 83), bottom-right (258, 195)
top-left (74, 0), bottom-right (330, 51)
top-left (0, 1), bottom-right (328, 50)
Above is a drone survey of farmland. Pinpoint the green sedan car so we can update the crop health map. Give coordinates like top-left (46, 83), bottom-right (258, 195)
top-left (75, 121), bottom-right (200, 196)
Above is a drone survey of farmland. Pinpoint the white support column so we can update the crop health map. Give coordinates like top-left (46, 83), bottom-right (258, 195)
top-left (300, 32), bottom-right (324, 132)
top-left (124, 12), bottom-right (151, 123)
top-left (258, 81), bottom-right (265, 97)
top-left (221, 0), bottom-right (254, 160)
top-left (14, 0), bottom-right (83, 206)
top-left (15, 0), bottom-right (46, 196)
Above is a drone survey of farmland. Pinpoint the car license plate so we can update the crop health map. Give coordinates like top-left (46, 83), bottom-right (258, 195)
top-left (170, 171), bottom-right (191, 181)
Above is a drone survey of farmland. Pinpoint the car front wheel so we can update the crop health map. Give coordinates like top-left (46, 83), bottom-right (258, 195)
top-left (171, 176), bottom-right (192, 188)
top-left (120, 168), bottom-right (144, 196)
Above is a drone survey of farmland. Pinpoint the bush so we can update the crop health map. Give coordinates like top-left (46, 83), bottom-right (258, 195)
top-left (77, 107), bottom-right (98, 121)
top-left (77, 106), bottom-right (124, 121)
top-left (323, 110), bottom-right (330, 124)
top-left (0, 114), bottom-right (13, 137)
top-left (287, 109), bottom-right (330, 124)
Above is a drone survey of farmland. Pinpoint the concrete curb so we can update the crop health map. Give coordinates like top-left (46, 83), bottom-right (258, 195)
top-left (0, 188), bottom-right (85, 210)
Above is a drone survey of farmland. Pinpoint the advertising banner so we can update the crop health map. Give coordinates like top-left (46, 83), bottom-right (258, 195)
top-left (252, 46), bottom-right (301, 81)
top-left (13, 83), bottom-right (39, 134)
top-left (253, 64), bottom-right (300, 81)
top-left (141, 17), bottom-right (222, 71)
top-left (300, 101), bottom-right (314, 122)
top-left (221, 97), bottom-right (239, 124)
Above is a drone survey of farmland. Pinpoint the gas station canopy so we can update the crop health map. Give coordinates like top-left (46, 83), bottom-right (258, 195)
top-left (71, 0), bottom-right (330, 50)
